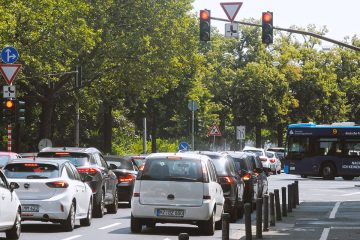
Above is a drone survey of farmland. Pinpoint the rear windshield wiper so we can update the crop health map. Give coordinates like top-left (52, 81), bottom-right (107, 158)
top-left (168, 176), bottom-right (200, 181)
top-left (26, 175), bottom-right (49, 179)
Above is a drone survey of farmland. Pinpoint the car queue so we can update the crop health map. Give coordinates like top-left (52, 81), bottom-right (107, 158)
top-left (0, 146), bottom-right (277, 238)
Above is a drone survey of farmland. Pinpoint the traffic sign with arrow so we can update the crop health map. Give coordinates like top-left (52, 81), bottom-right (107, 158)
top-left (0, 64), bottom-right (22, 85)
top-left (1, 47), bottom-right (19, 64)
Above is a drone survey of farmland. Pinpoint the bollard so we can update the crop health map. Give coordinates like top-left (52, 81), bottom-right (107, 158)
top-left (292, 183), bottom-right (296, 209)
top-left (179, 233), bottom-right (189, 240)
top-left (281, 187), bottom-right (287, 217)
top-left (295, 180), bottom-right (300, 205)
top-left (244, 203), bottom-right (252, 240)
top-left (287, 184), bottom-right (292, 213)
top-left (269, 192), bottom-right (275, 226)
top-left (274, 189), bottom-right (282, 221)
top-left (256, 198), bottom-right (263, 238)
top-left (263, 195), bottom-right (269, 232)
top-left (221, 213), bottom-right (230, 240)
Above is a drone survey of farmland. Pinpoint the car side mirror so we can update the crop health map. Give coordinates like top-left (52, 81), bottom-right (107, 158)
top-left (9, 182), bottom-right (19, 192)
top-left (109, 163), bottom-right (117, 170)
top-left (82, 174), bottom-right (93, 182)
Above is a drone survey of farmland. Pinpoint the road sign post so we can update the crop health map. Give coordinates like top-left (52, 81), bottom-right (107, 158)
top-left (208, 124), bottom-right (222, 151)
top-left (236, 126), bottom-right (245, 150)
top-left (188, 101), bottom-right (199, 150)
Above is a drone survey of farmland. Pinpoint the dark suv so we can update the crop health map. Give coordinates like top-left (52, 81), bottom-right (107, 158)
top-left (37, 147), bottom-right (118, 217)
top-left (198, 151), bottom-right (244, 222)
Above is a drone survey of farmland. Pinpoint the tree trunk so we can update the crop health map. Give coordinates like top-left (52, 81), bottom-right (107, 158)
top-left (277, 123), bottom-right (284, 147)
top-left (103, 101), bottom-right (112, 154)
top-left (39, 96), bottom-right (55, 140)
top-left (255, 124), bottom-right (262, 148)
top-left (151, 113), bottom-right (157, 153)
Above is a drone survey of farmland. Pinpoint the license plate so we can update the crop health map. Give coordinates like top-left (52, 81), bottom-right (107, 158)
top-left (156, 209), bottom-right (184, 217)
top-left (22, 205), bottom-right (39, 212)
top-left (290, 166), bottom-right (295, 170)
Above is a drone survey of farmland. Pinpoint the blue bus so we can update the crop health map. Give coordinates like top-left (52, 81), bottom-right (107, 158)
top-left (283, 122), bottom-right (360, 180)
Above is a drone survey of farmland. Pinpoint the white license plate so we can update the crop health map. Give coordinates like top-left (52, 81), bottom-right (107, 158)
top-left (156, 209), bottom-right (184, 217)
top-left (290, 166), bottom-right (295, 170)
top-left (22, 205), bottom-right (39, 212)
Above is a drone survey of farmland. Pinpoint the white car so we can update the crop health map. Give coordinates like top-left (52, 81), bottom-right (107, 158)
top-left (265, 151), bottom-right (282, 174)
top-left (0, 170), bottom-right (21, 239)
top-left (3, 158), bottom-right (93, 231)
top-left (131, 153), bottom-right (224, 236)
top-left (243, 147), bottom-right (271, 171)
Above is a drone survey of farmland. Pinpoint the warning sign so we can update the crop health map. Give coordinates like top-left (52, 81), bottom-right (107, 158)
top-left (208, 125), bottom-right (222, 136)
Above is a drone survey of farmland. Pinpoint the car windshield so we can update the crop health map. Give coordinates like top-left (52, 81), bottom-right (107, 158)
top-left (4, 163), bottom-right (59, 179)
top-left (244, 150), bottom-right (263, 157)
top-left (107, 159), bottom-right (133, 170)
top-left (0, 155), bottom-right (10, 166)
top-left (37, 152), bottom-right (89, 167)
top-left (140, 158), bottom-right (203, 182)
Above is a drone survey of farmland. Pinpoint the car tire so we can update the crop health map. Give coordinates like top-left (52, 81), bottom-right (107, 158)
top-left (322, 163), bottom-right (336, 180)
top-left (343, 176), bottom-right (355, 181)
top-left (145, 222), bottom-right (156, 228)
top-left (237, 205), bottom-right (244, 219)
top-left (300, 174), bottom-right (307, 178)
top-left (107, 190), bottom-right (118, 214)
top-left (5, 209), bottom-right (21, 239)
top-left (200, 210), bottom-right (215, 236)
top-left (277, 170), bottom-right (281, 174)
top-left (80, 199), bottom-right (92, 226)
top-left (130, 215), bottom-right (142, 233)
top-left (62, 202), bottom-right (76, 232)
top-left (93, 189), bottom-right (105, 218)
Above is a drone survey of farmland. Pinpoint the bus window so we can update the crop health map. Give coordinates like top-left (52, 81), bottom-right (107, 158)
top-left (344, 140), bottom-right (360, 157)
top-left (317, 138), bottom-right (339, 156)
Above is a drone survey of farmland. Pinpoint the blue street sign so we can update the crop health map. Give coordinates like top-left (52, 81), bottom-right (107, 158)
top-left (178, 141), bottom-right (190, 151)
top-left (1, 47), bottom-right (19, 64)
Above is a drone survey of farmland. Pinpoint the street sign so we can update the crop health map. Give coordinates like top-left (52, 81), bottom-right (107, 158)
top-left (178, 141), bottom-right (191, 151)
top-left (220, 2), bottom-right (243, 22)
top-left (187, 100), bottom-right (198, 111)
top-left (225, 23), bottom-right (239, 38)
top-left (38, 138), bottom-right (52, 151)
top-left (0, 64), bottom-right (22, 85)
top-left (1, 47), bottom-right (19, 64)
top-left (208, 124), bottom-right (222, 136)
top-left (3, 85), bottom-right (16, 98)
top-left (236, 125), bottom-right (246, 140)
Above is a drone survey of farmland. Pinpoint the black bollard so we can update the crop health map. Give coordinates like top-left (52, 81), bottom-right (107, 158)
top-left (263, 195), bottom-right (269, 232)
top-left (222, 213), bottom-right (230, 240)
top-left (295, 180), bottom-right (300, 205)
top-left (256, 198), bottom-right (263, 238)
top-left (269, 192), bottom-right (275, 226)
top-left (287, 184), bottom-right (292, 213)
top-left (244, 203), bottom-right (252, 240)
top-left (179, 233), bottom-right (189, 240)
top-left (292, 183), bottom-right (296, 209)
top-left (281, 187), bottom-right (287, 217)
top-left (274, 189), bottom-right (282, 221)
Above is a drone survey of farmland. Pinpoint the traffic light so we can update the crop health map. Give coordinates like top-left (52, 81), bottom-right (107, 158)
top-left (262, 11), bottom-right (273, 44)
top-left (3, 99), bottom-right (16, 123)
top-left (200, 10), bottom-right (211, 41)
top-left (16, 100), bottom-right (25, 122)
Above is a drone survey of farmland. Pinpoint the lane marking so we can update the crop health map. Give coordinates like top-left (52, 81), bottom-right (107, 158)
top-left (329, 201), bottom-right (341, 219)
top-left (98, 222), bottom-right (122, 230)
top-left (319, 228), bottom-right (330, 240)
top-left (61, 235), bottom-right (82, 240)
top-left (341, 192), bottom-right (360, 196)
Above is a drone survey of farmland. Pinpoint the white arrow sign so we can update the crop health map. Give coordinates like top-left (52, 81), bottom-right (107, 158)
top-left (220, 2), bottom-right (243, 22)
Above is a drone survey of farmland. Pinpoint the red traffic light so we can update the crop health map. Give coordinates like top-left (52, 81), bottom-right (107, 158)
top-left (200, 10), bottom-right (210, 20)
top-left (5, 100), bottom-right (14, 109)
top-left (262, 12), bottom-right (272, 23)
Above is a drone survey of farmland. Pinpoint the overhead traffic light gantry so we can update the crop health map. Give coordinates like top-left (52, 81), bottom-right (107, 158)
top-left (200, 10), bottom-right (211, 42)
top-left (262, 11), bottom-right (273, 45)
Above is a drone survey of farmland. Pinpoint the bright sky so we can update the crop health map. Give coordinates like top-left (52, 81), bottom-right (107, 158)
top-left (193, 0), bottom-right (359, 46)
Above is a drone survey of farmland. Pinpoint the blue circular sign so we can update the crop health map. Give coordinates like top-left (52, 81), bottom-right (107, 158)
top-left (178, 141), bottom-right (190, 151)
top-left (1, 47), bottom-right (19, 64)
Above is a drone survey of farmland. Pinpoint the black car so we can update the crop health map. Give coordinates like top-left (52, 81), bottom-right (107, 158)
top-left (37, 147), bottom-right (118, 218)
top-left (198, 151), bottom-right (244, 222)
top-left (104, 155), bottom-right (139, 206)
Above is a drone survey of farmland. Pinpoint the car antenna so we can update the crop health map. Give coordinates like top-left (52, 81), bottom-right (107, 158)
top-left (63, 146), bottom-right (66, 151)
top-left (33, 154), bottom-right (36, 161)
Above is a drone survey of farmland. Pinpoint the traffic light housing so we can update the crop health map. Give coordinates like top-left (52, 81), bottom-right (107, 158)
top-left (16, 100), bottom-right (25, 122)
top-left (200, 10), bottom-right (211, 41)
top-left (262, 12), bottom-right (273, 44)
top-left (3, 99), bottom-right (16, 123)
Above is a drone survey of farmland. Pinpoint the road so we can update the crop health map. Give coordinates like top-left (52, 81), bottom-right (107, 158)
top-left (1, 173), bottom-right (359, 240)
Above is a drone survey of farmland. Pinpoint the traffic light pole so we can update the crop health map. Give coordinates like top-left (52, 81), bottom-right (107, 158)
top-left (210, 17), bottom-right (360, 52)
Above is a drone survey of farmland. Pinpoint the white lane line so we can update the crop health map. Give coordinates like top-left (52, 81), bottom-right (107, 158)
top-left (341, 192), bottom-right (360, 196)
top-left (98, 222), bottom-right (122, 230)
top-left (61, 235), bottom-right (82, 240)
top-left (329, 201), bottom-right (341, 219)
top-left (319, 228), bottom-right (330, 240)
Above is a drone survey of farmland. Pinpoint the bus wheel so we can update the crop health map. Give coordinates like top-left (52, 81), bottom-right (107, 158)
top-left (300, 175), bottom-right (307, 178)
top-left (342, 176), bottom-right (355, 181)
top-left (321, 163), bottom-right (335, 180)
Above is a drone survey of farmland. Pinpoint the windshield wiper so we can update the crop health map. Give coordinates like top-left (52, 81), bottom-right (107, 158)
top-left (169, 176), bottom-right (198, 181)
top-left (26, 175), bottom-right (48, 179)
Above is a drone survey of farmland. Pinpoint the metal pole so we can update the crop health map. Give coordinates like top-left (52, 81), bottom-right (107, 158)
top-left (282, 187), bottom-right (287, 217)
top-left (75, 98), bottom-right (79, 147)
top-left (269, 192), bottom-right (275, 226)
top-left (222, 212), bottom-right (230, 240)
top-left (213, 135), bottom-right (216, 151)
top-left (192, 106), bottom-right (194, 150)
top-left (292, 183), bottom-right (297, 209)
top-left (143, 117), bottom-right (147, 154)
top-left (263, 195), bottom-right (269, 232)
top-left (244, 203), bottom-right (252, 240)
top-left (256, 198), bottom-right (263, 238)
top-left (274, 189), bottom-right (282, 221)
top-left (7, 124), bottom-right (12, 152)
top-left (295, 180), bottom-right (300, 205)
top-left (288, 184), bottom-right (292, 213)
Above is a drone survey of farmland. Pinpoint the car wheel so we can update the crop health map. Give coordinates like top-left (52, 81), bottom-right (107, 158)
top-left (343, 176), bottom-right (355, 181)
top-left (145, 222), bottom-right (156, 228)
top-left (6, 209), bottom-right (21, 239)
top-left (322, 163), bottom-right (336, 180)
top-left (200, 210), bottom-right (215, 236)
top-left (277, 170), bottom-right (281, 174)
top-left (237, 205), bottom-right (244, 219)
top-left (93, 189), bottom-right (105, 218)
top-left (300, 174), bottom-right (307, 178)
top-left (62, 202), bottom-right (76, 231)
top-left (215, 209), bottom-right (223, 230)
top-left (107, 190), bottom-right (118, 214)
top-left (80, 199), bottom-right (92, 226)
top-left (130, 215), bottom-right (142, 233)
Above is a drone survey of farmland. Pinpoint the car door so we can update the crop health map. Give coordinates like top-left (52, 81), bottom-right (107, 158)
top-left (0, 171), bottom-right (15, 227)
top-left (64, 163), bottom-right (86, 215)
top-left (207, 160), bottom-right (224, 219)
top-left (68, 163), bottom-right (89, 215)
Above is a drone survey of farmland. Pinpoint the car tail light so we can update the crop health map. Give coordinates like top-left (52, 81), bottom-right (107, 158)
top-left (242, 173), bottom-right (252, 181)
top-left (259, 156), bottom-right (268, 162)
top-left (203, 195), bottom-right (211, 200)
top-left (218, 176), bottom-right (235, 184)
top-left (77, 167), bottom-right (99, 175)
top-left (46, 181), bottom-right (69, 188)
top-left (270, 159), bottom-right (276, 163)
top-left (133, 192), bottom-right (140, 197)
top-left (118, 174), bottom-right (135, 183)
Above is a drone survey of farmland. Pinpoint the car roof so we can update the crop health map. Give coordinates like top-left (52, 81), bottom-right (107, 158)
top-left (223, 151), bottom-right (255, 158)
top-left (40, 147), bottom-right (101, 154)
top-left (146, 152), bottom-right (210, 161)
top-left (0, 151), bottom-right (19, 156)
top-left (7, 157), bottom-right (70, 167)
top-left (243, 146), bottom-right (265, 151)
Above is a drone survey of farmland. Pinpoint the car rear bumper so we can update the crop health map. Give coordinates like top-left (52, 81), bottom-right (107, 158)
top-left (20, 198), bottom-right (71, 221)
top-left (117, 185), bottom-right (133, 201)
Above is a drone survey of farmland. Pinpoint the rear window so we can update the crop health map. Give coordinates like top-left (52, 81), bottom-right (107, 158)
top-left (232, 157), bottom-right (251, 171)
top-left (140, 158), bottom-right (203, 182)
top-left (4, 163), bottom-right (59, 179)
top-left (106, 159), bottom-right (133, 170)
top-left (210, 157), bottom-right (234, 176)
top-left (244, 150), bottom-right (263, 157)
top-left (0, 155), bottom-right (10, 166)
top-left (37, 152), bottom-right (89, 167)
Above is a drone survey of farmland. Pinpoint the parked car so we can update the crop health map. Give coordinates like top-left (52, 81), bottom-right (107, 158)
top-left (267, 147), bottom-right (285, 168)
top-left (266, 151), bottom-right (282, 174)
top-left (131, 152), bottom-right (224, 236)
top-left (0, 169), bottom-right (21, 239)
top-left (104, 155), bottom-right (139, 206)
top-left (197, 151), bottom-right (244, 222)
top-left (243, 147), bottom-right (271, 174)
top-left (124, 154), bottom-right (147, 171)
top-left (0, 152), bottom-right (21, 169)
top-left (3, 158), bottom-right (93, 231)
top-left (18, 152), bottom-right (38, 159)
top-left (37, 147), bottom-right (118, 218)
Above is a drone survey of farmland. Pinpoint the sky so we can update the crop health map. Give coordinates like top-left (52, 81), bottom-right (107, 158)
top-left (193, 0), bottom-right (359, 46)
